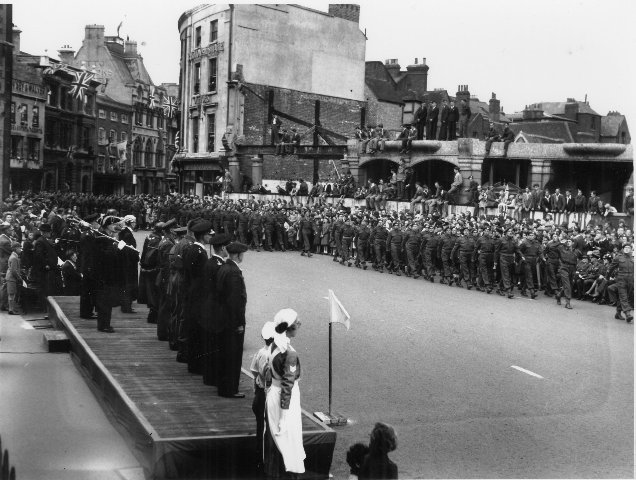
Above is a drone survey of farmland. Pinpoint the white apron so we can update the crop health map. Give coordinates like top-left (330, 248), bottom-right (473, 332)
top-left (266, 347), bottom-right (306, 473)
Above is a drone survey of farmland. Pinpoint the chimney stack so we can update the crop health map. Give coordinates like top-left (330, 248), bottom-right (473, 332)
top-left (124, 40), bottom-right (138, 57)
top-left (489, 92), bottom-right (501, 122)
top-left (456, 84), bottom-right (471, 106)
top-left (328, 4), bottom-right (360, 23)
top-left (12, 26), bottom-right (21, 54)
top-left (58, 44), bottom-right (75, 64)
top-left (384, 58), bottom-right (401, 80)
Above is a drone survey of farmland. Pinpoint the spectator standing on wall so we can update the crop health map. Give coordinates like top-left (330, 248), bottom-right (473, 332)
top-left (458, 99), bottom-right (472, 138)
top-left (447, 100), bottom-right (459, 140)
top-left (427, 101), bottom-right (439, 140)
top-left (271, 114), bottom-right (282, 145)
top-left (413, 102), bottom-right (428, 140)
top-left (438, 99), bottom-right (449, 140)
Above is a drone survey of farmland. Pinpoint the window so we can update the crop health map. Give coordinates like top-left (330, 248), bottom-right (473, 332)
top-left (48, 85), bottom-right (59, 107)
top-left (208, 57), bottom-right (217, 93)
top-left (121, 113), bottom-right (128, 124)
top-left (135, 108), bottom-right (142, 126)
top-left (146, 111), bottom-right (153, 128)
top-left (99, 109), bottom-right (107, 119)
top-left (210, 20), bottom-right (218, 42)
top-left (195, 26), bottom-right (202, 47)
top-left (194, 63), bottom-right (201, 95)
top-left (109, 130), bottom-right (116, 143)
top-left (27, 138), bottom-right (40, 161)
top-left (11, 136), bottom-right (22, 158)
top-left (97, 155), bottom-right (105, 174)
top-left (98, 127), bottom-right (106, 144)
top-left (60, 121), bottom-right (72, 148)
top-left (84, 94), bottom-right (94, 116)
top-left (45, 119), bottom-right (58, 147)
top-left (133, 139), bottom-right (142, 166)
top-left (590, 116), bottom-right (596, 129)
top-left (19, 104), bottom-right (28, 126)
top-left (145, 139), bottom-right (154, 167)
top-left (110, 112), bottom-right (118, 121)
top-left (156, 143), bottom-right (164, 168)
top-left (121, 131), bottom-right (128, 142)
top-left (60, 88), bottom-right (69, 110)
top-left (621, 131), bottom-right (626, 144)
top-left (81, 126), bottom-right (91, 150)
top-left (10, 102), bottom-right (15, 124)
top-left (207, 113), bottom-right (216, 152)
top-left (192, 117), bottom-right (199, 153)
top-left (157, 114), bottom-right (164, 130)
top-left (32, 106), bottom-right (39, 127)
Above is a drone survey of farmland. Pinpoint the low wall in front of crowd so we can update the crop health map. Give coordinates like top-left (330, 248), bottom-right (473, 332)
top-left (226, 193), bottom-right (632, 229)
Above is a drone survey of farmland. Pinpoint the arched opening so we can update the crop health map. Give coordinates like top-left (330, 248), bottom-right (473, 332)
top-left (410, 159), bottom-right (457, 191)
top-left (64, 162), bottom-right (74, 191)
top-left (481, 158), bottom-right (531, 188)
top-left (133, 138), bottom-right (143, 166)
top-left (81, 175), bottom-right (90, 193)
top-left (156, 139), bottom-right (165, 169)
top-left (144, 177), bottom-right (152, 194)
top-left (145, 138), bottom-right (154, 167)
top-left (44, 172), bottom-right (54, 191)
top-left (360, 158), bottom-right (398, 185)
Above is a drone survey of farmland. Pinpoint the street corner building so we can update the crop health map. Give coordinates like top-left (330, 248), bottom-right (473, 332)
top-left (173, 4), bottom-right (367, 196)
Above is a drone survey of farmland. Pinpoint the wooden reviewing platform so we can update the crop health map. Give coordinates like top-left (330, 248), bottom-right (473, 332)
top-left (48, 296), bottom-right (335, 480)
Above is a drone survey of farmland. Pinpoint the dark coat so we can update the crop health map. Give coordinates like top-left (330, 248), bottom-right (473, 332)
top-left (199, 255), bottom-right (225, 333)
top-left (359, 453), bottom-right (398, 480)
top-left (118, 226), bottom-right (139, 300)
top-left (32, 236), bottom-right (61, 295)
top-left (216, 260), bottom-right (247, 330)
top-left (62, 260), bottom-right (82, 296)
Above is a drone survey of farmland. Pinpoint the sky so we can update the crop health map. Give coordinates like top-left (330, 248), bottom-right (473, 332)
top-left (11, 0), bottom-right (636, 126)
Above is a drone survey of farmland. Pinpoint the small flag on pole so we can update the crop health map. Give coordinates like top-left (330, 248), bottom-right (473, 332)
top-left (328, 289), bottom-right (350, 330)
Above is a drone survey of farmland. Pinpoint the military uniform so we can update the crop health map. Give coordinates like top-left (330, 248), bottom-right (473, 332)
top-left (555, 245), bottom-right (580, 308)
top-left (519, 237), bottom-right (542, 298)
top-left (495, 235), bottom-right (519, 297)
top-left (181, 240), bottom-right (209, 372)
top-left (404, 226), bottom-right (421, 277)
top-left (608, 250), bottom-right (634, 321)
top-left (156, 234), bottom-right (176, 341)
top-left (355, 224), bottom-right (371, 269)
top-left (370, 223), bottom-right (388, 272)
top-left (248, 210), bottom-right (263, 251)
top-left (474, 233), bottom-right (495, 292)
top-left (340, 223), bottom-right (356, 265)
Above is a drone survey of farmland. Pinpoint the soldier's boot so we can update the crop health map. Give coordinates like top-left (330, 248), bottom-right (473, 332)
top-left (333, 256), bottom-right (339, 262)
top-left (614, 310), bottom-right (624, 320)
top-left (466, 282), bottom-right (472, 290)
top-left (347, 261), bottom-right (352, 267)
top-left (486, 286), bottom-right (493, 294)
top-left (496, 289), bottom-right (506, 296)
top-left (307, 252), bottom-right (313, 257)
top-left (301, 252), bottom-right (306, 256)
top-left (565, 299), bottom-right (572, 309)
top-left (520, 290), bottom-right (528, 297)
top-left (339, 259), bottom-right (345, 265)
top-left (395, 268), bottom-right (401, 277)
top-left (530, 290), bottom-right (538, 299)
top-left (507, 289), bottom-right (515, 299)
top-left (439, 278), bottom-right (446, 285)
top-left (626, 312), bottom-right (633, 323)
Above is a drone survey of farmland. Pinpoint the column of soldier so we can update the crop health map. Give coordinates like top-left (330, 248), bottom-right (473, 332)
top-left (0, 192), bottom-right (632, 327)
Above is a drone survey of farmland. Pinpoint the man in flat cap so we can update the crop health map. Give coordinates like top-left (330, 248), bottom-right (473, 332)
top-left (216, 242), bottom-right (249, 398)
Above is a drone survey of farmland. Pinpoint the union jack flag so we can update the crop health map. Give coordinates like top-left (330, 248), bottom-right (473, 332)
top-left (148, 86), bottom-right (156, 109)
top-left (69, 71), bottom-right (95, 100)
top-left (163, 96), bottom-right (179, 118)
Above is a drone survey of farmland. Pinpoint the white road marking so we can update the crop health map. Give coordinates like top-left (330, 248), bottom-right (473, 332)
top-left (511, 365), bottom-right (544, 379)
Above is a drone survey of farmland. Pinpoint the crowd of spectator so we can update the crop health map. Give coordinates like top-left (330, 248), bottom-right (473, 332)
top-left (1, 187), bottom-right (632, 321)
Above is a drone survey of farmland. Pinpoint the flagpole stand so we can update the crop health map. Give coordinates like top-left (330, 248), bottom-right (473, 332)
top-left (314, 307), bottom-right (349, 426)
top-left (313, 411), bottom-right (348, 426)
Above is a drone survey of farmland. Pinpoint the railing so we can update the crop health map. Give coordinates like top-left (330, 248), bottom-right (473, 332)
top-left (0, 436), bottom-right (17, 480)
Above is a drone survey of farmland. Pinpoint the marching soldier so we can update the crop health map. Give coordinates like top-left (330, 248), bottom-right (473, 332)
top-left (555, 238), bottom-right (581, 309)
top-left (355, 219), bottom-right (371, 270)
top-left (495, 229), bottom-right (519, 299)
top-left (608, 243), bottom-right (634, 322)
top-left (519, 231), bottom-right (541, 299)
top-left (248, 207), bottom-right (264, 251)
top-left (474, 229), bottom-right (495, 293)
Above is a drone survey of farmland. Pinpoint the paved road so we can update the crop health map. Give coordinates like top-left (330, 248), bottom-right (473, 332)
top-left (232, 246), bottom-right (633, 479)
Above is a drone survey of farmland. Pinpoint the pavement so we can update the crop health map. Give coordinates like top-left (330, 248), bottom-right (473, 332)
top-left (0, 310), bottom-right (146, 480)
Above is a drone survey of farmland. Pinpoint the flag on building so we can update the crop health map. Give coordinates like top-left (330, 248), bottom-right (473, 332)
top-left (69, 71), bottom-right (95, 100)
top-left (116, 141), bottom-right (128, 164)
top-left (174, 131), bottom-right (180, 149)
top-left (66, 146), bottom-right (76, 159)
top-left (163, 96), bottom-right (178, 118)
top-left (328, 289), bottom-right (350, 330)
top-left (148, 85), bottom-right (156, 109)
